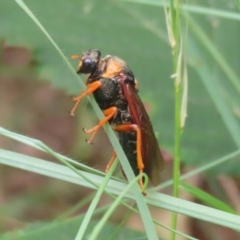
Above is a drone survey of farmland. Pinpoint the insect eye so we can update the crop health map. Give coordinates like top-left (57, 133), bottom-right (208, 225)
top-left (84, 58), bottom-right (94, 65)
top-left (78, 58), bottom-right (97, 74)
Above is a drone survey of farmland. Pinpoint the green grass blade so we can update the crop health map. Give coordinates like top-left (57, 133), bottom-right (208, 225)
top-left (0, 148), bottom-right (110, 191)
top-left (1, 148), bottom-right (240, 231)
top-left (74, 160), bottom-right (118, 240)
top-left (147, 192), bottom-right (240, 231)
top-left (181, 182), bottom-right (236, 214)
top-left (88, 176), bottom-right (141, 240)
top-left (0, 126), bottom-right (102, 174)
top-left (159, 149), bottom-right (240, 190)
top-left (120, 0), bottom-right (240, 21)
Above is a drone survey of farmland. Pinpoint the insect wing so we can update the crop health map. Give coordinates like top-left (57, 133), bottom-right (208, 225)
top-left (121, 82), bottom-right (164, 186)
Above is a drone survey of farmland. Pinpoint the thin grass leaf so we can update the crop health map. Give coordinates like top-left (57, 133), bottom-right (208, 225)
top-left (0, 126), bottom-right (102, 174)
top-left (181, 182), bottom-right (236, 214)
top-left (74, 159), bottom-right (118, 240)
top-left (109, 203), bottom-right (136, 240)
top-left (147, 192), bottom-right (240, 231)
top-left (0, 126), bottom-right (107, 190)
top-left (1, 149), bottom-right (240, 231)
top-left (90, 174), bottom-right (198, 240)
top-left (0, 148), bottom-right (113, 191)
top-left (88, 175), bottom-right (196, 240)
top-left (0, 210), bottom-right (138, 240)
top-left (120, 0), bottom-right (240, 21)
top-left (159, 149), bottom-right (240, 190)
top-left (88, 175), bottom-right (143, 240)
top-left (166, 1), bottom-right (183, 238)
top-left (57, 193), bottom-right (96, 220)
top-left (0, 149), bottom-right (193, 239)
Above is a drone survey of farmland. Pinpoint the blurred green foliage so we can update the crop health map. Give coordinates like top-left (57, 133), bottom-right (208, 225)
top-left (1, 0), bottom-right (240, 174)
top-left (0, 217), bottom-right (144, 240)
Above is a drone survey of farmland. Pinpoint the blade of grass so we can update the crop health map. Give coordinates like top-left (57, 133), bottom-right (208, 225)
top-left (165, 1), bottom-right (183, 238)
top-left (74, 159), bottom-right (118, 240)
top-left (0, 147), bottom-right (194, 239)
top-left (147, 190), bottom-right (240, 231)
top-left (1, 148), bottom-right (240, 231)
top-left (120, 0), bottom-right (240, 21)
top-left (0, 126), bottom-right (110, 191)
top-left (159, 149), bottom-right (240, 190)
top-left (109, 202), bottom-right (136, 240)
top-left (88, 175), bottom-right (193, 240)
top-left (57, 192), bottom-right (96, 220)
top-left (88, 175), bottom-right (143, 240)
top-left (89, 173), bottom-right (197, 240)
top-left (0, 126), bottom-right (102, 174)
top-left (0, 148), bottom-right (116, 191)
top-left (180, 183), bottom-right (236, 214)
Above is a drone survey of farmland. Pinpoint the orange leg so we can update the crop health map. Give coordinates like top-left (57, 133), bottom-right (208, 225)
top-left (105, 151), bottom-right (117, 173)
top-left (113, 124), bottom-right (145, 193)
top-left (70, 80), bottom-right (102, 116)
top-left (83, 106), bottom-right (118, 144)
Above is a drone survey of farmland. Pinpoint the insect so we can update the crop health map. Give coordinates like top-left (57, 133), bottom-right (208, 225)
top-left (70, 49), bottom-right (163, 194)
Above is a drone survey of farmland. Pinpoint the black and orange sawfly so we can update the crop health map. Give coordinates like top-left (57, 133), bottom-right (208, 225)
top-left (70, 49), bottom-right (163, 194)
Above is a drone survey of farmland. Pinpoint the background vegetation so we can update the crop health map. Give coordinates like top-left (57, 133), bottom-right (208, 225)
top-left (1, 0), bottom-right (240, 239)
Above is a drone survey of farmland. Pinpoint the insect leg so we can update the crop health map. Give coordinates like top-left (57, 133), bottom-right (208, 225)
top-left (113, 124), bottom-right (145, 192)
top-left (70, 81), bottom-right (102, 116)
top-left (105, 151), bottom-right (117, 173)
top-left (83, 106), bottom-right (118, 144)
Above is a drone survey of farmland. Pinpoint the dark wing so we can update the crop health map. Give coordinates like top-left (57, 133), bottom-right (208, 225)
top-left (121, 82), bottom-right (164, 186)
